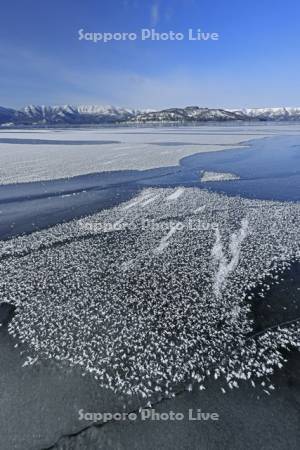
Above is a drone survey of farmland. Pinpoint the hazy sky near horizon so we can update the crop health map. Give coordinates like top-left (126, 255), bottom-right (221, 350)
top-left (1, 0), bottom-right (300, 109)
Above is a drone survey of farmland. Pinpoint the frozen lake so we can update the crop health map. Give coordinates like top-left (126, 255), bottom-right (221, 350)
top-left (0, 123), bottom-right (300, 449)
top-left (0, 126), bottom-right (300, 238)
top-left (0, 123), bottom-right (300, 184)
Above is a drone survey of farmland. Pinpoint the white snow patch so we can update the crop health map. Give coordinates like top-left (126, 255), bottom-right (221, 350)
top-left (193, 205), bottom-right (207, 214)
top-left (153, 223), bottom-right (182, 254)
top-left (212, 218), bottom-right (249, 296)
top-left (166, 188), bottom-right (185, 201)
top-left (201, 171), bottom-right (240, 182)
top-left (140, 194), bottom-right (161, 207)
top-left (123, 192), bottom-right (154, 210)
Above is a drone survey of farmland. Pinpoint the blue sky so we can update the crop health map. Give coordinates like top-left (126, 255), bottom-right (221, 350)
top-left (0, 0), bottom-right (300, 109)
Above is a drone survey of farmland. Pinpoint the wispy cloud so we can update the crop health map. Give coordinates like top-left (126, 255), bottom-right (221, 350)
top-left (1, 43), bottom-right (299, 110)
top-left (150, 2), bottom-right (160, 26)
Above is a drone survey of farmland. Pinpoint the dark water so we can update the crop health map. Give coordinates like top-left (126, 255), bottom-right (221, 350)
top-left (0, 167), bottom-right (175, 239)
top-left (0, 138), bottom-right (120, 145)
top-left (248, 260), bottom-right (300, 340)
top-left (0, 134), bottom-right (299, 240)
top-left (0, 302), bottom-right (15, 326)
top-left (180, 135), bottom-right (300, 201)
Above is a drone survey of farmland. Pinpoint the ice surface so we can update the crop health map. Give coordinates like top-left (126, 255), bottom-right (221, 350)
top-left (1, 124), bottom-right (300, 185)
top-left (1, 187), bottom-right (300, 399)
top-left (166, 187), bottom-right (185, 200)
top-left (1, 125), bottom-right (300, 449)
top-left (201, 171), bottom-right (240, 182)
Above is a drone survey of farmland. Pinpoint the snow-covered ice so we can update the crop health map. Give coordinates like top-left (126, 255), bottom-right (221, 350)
top-left (166, 187), bottom-right (185, 200)
top-left (201, 171), bottom-right (240, 182)
top-left (1, 124), bottom-right (300, 184)
top-left (1, 187), bottom-right (300, 399)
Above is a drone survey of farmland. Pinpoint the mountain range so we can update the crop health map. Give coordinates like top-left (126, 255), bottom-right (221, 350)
top-left (0, 105), bottom-right (141, 126)
top-left (1, 105), bottom-right (300, 126)
top-left (132, 106), bottom-right (300, 123)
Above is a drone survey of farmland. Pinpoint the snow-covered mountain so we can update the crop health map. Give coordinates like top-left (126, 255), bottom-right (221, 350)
top-left (132, 106), bottom-right (245, 123)
top-left (232, 107), bottom-right (300, 121)
top-left (132, 106), bottom-right (300, 123)
top-left (1, 105), bottom-right (300, 126)
top-left (0, 105), bottom-right (141, 126)
top-left (15, 105), bottom-right (140, 125)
